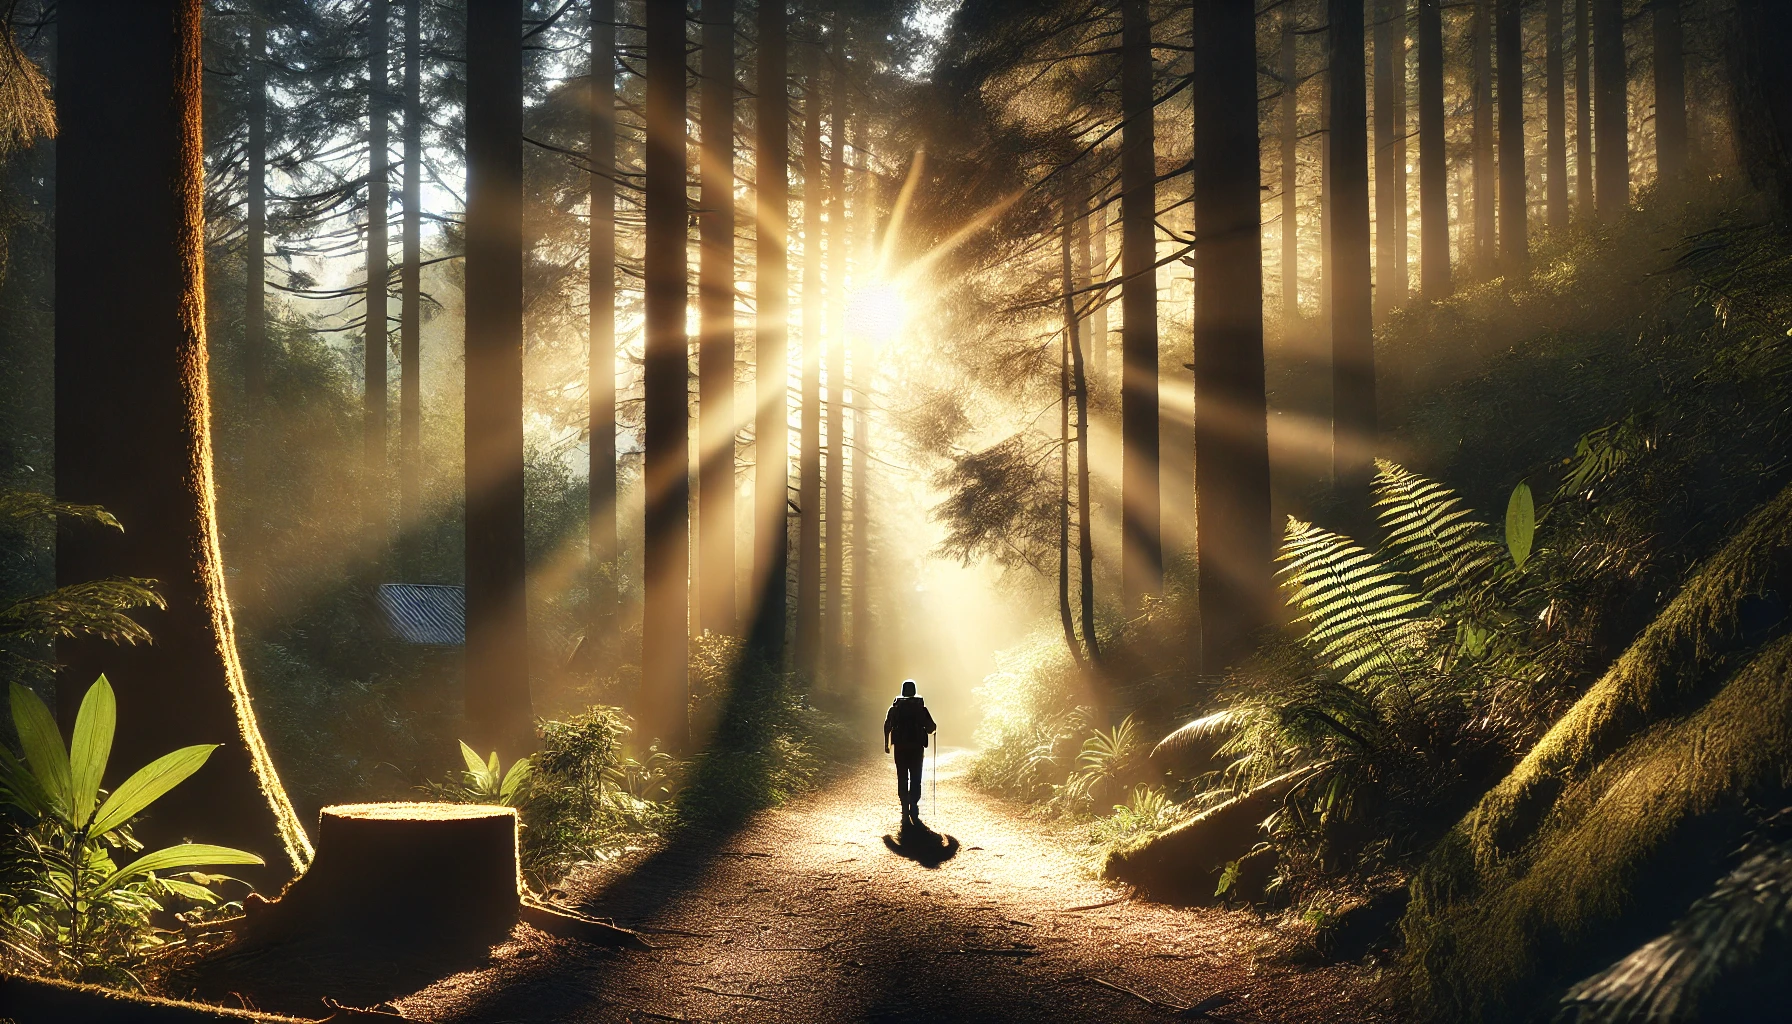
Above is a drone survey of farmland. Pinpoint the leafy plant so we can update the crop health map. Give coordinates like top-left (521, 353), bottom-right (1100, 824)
top-left (420, 741), bottom-right (532, 807)
top-left (0, 676), bottom-right (262, 985)
top-left (1061, 714), bottom-right (1144, 810)
top-left (0, 491), bottom-right (163, 685)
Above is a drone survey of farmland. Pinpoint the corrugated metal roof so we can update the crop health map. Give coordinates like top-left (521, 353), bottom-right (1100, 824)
top-left (376, 584), bottom-right (465, 646)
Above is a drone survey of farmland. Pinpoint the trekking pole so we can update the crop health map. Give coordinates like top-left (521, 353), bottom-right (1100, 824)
top-left (932, 728), bottom-right (938, 820)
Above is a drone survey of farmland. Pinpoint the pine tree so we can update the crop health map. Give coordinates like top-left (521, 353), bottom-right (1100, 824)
top-left (699, 0), bottom-right (738, 638)
top-left (1330, 0), bottom-right (1376, 502)
top-left (751, 0), bottom-right (791, 668)
top-left (1416, 0), bottom-right (1450, 297)
top-left (1119, 0), bottom-right (1161, 610)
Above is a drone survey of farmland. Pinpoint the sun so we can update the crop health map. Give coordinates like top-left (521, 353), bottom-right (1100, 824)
top-left (847, 282), bottom-right (908, 346)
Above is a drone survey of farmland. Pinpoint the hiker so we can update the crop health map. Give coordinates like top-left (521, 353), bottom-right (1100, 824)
top-left (883, 679), bottom-right (937, 824)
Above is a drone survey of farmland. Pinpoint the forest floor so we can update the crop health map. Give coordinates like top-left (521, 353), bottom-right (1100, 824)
top-left (396, 751), bottom-right (1395, 1023)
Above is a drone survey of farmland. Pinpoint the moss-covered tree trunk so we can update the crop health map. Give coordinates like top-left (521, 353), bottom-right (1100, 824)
top-left (55, 0), bottom-right (310, 875)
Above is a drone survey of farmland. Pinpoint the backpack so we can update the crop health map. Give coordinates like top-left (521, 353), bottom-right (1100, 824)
top-left (889, 696), bottom-right (930, 748)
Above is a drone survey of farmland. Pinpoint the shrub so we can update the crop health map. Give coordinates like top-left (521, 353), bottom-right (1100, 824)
top-left (0, 677), bottom-right (262, 987)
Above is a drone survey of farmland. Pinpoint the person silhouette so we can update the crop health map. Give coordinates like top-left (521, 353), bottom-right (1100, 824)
top-left (883, 679), bottom-right (937, 825)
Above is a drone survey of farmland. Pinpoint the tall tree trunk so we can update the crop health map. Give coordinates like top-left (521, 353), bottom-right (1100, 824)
top-left (823, 27), bottom-right (846, 685)
top-left (464, 0), bottom-right (532, 758)
top-left (245, 3), bottom-right (266, 401)
top-left (750, 0), bottom-right (790, 668)
top-left (795, 40), bottom-right (823, 679)
top-left (1546, 0), bottom-right (1569, 229)
top-left (849, 112), bottom-right (872, 687)
top-left (1119, 0), bottom-right (1160, 611)
top-left (699, 0), bottom-right (736, 638)
top-left (1330, 0), bottom-right (1376, 503)
top-left (56, 0), bottom-right (310, 875)
top-left (1193, 0), bottom-right (1274, 674)
top-left (399, 0), bottom-right (423, 579)
top-left (1057, 258), bottom-right (1083, 670)
top-left (1497, 0), bottom-right (1527, 273)
top-left (1576, 0), bottom-right (1593, 216)
top-left (1652, 0), bottom-right (1686, 183)
top-left (1089, 192), bottom-right (1109, 383)
top-left (1731, 0), bottom-right (1792, 210)
top-left (642, 0), bottom-right (691, 751)
top-left (1373, 0), bottom-right (1398, 318)
top-left (1069, 196), bottom-right (1099, 664)
top-left (1592, 0), bottom-right (1627, 218)
top-left (1390, 1), bottom-right (1408, 303)
top-left (1281, 18), bottom-right (1300, 325)
top-left (1417, 0), bottom-right (1450, 297)
top-left (590, 0), bottom-right (618, 646)
top-left (1473, 0), bottom-right (1495, 275)
top-left (366, 0), bottom-right (390, 549)
top-left (1320, 57), bottom-right (1333, 326)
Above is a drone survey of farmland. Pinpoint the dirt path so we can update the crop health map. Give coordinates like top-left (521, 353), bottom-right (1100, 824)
top-left (397, 751), bottom-right (1392, 1023)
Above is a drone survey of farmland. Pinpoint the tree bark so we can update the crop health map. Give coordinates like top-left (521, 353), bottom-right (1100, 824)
top-left (642, 0), bottom-right (691, 751)
top-left (399, 0), bottom-right (423, 579)
top-left (795, 40), bottom-right (823, 679)
top-left (1730, 0), bottom-right (1792, 210)
top-left (823, 24), bottom-right (847, 684)
top-left (1473, 0), bottom-right (1495, 275)
top-left (1592, 0), bottom-right (1627, 218)
top-left (1281, 19), bottom-right (1300, 325)
top-left (1192, 0), bottom-right (1274, 674)
top-left (849, 112), bottom-right (873, 686)
top-left (245, 3), bottom-right (267, 401)
top-left (699, 0), bottom-right (737, 638)
top-left (1390, 1), bottom-right (1408, 303)
top-left (1058, 252), bottom-right (1082, 670)
top-left (1497, 0), bottom-right (1527, 273)
top-left (55, 0), bottom-right (311, 875)
top-left (365, 0), bottom-right (390, 549)
top-left (1416, 0), bottom-right (1450, 298)
top-left (1576, 0), bottom-right (1593, 216)
top-left (1090, 192), bottom-right (1109, 384)
top-left (1119, 0), bottom-right (1161, 611)
top-left (590, 0), bottom-right (619, 647)
top-left (1329, 0), bottom-right (1376, 504)
top-left (1373, 0), bottom-right (1400, 318)
top-left (1070, 204), bottom-right (1100, 665)
top-left (1546, 0), bottom-right (1569, 229)
top-left (464, 0), bottom-right (533, 758)
top-left (750, 0), bottom-right (790, 668)
top-left (1652, 0), bottom-right (1686, 183)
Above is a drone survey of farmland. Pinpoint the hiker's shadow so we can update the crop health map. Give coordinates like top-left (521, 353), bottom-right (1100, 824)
top-left (884, 819), bottom-right (961, 868)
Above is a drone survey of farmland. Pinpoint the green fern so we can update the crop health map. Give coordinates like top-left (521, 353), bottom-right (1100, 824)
top-left (1373, 460), bottom-right (1505, 609)
top-left (1279, 518), bottom-right (1435, 690)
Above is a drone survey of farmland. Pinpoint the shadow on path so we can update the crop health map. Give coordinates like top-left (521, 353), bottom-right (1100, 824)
top-left (883, 819), bottom-right (960, 867)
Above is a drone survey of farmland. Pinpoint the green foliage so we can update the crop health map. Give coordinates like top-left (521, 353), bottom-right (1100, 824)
top-left (420, 742), bottom-right (533, 807)
top-left (1060, 714), bottom-right (1145, 810)
top-left (1503, 482), bottom-right (1534, 571)
top-left (0, 677), bottom-right (262, 986)
top-left (0, 490), bottom-right (163, 685)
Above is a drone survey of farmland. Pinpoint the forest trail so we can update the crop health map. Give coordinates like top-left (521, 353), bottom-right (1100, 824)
top-left (397, 752), bottom-right (1391, 1023)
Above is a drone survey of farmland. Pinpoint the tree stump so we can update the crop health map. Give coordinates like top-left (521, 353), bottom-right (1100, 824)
top-left (235, 802), bottom-right (520, 950)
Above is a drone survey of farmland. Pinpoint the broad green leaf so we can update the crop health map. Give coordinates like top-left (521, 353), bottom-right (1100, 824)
top-left (459, 740), bottom-right (486, 777)
top-left (157, 876), bottom-right (220, 903)
top-left (9, 682), bottom-right (70, 821)
top-left (1506, 481), bottom-right (1535, 570)
top-left (89, 744), bottom-right (217, 836)
top-left (69, 674), bottom-right (116, 825)
top-left (99, 843), bottom-right (263, 894)
top-left (0, 744), bottom-right (53, 817)
top-left (499, 755), bottom-right (533, 802)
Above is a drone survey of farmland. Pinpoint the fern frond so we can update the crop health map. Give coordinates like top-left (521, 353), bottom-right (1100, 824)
top-left (0, 489), bottom-right (121, 530)
top-left (0, 578), bottom-right (164, 645)
top-left (1153, 709), bottom-right (1240, 757)
top-left (1279, 519), bottom-right (1434, 689)
top-left (1373, 461), bottom-right (1504, 607)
